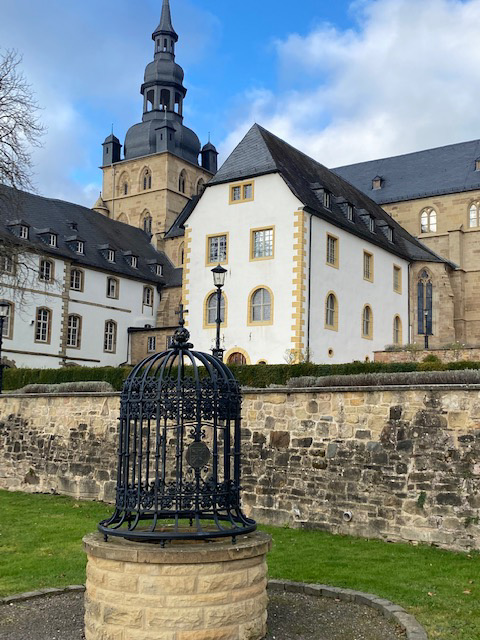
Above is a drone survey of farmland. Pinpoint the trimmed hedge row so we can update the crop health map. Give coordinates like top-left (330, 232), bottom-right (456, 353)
top-left (3, 359), bottom-right (480, 392)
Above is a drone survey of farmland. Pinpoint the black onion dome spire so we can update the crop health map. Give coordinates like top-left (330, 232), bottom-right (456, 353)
top-left (123, 0), bottom-right (201, 165)
top-left (153, 0), bottom-right (178, 42)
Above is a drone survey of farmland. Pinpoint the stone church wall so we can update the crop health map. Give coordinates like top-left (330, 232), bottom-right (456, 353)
top-left (1, 386), bottom-right (479, 551)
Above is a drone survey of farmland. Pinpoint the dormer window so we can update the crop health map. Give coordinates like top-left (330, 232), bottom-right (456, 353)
top-left (156, 264), bottom-right (163, 276)
top-left (107, 249), bottom-right (115, 263)
top-left (76, 241), bottom-right (84, 254)
top-left (369, 217), bottom-right (375, 233)
top-left (386, 226), bottom-right (394, 242)
top-left (49, 233), bottom-right (57, 247)
top-left (346, 204), bottom-right (354, 221)
top-left (476, 158), bottom-right (480, 172)
top-left (372, 176), bottom-right (383, 190)
top-left (323, 191), bottom-right (331, 209)
top-left (20, 225), bottom-right (29, 239)
top-left (130, 256), bottom-right (138, 268)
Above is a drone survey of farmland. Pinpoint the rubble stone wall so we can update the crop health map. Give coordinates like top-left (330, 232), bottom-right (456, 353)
top-left (1, 386), bottom-right (479, 551)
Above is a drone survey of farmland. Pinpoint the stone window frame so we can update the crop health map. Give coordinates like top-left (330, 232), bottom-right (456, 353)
top-left (247, 286), bottom-right (273, 326)
top-left (393, 315), bottom-right (402, 345)
top-left (250, 226), bottom-right (275, 262)
top-left (361, 304), bottom-right (373, 340)
top-left (203, 290), bottom-right (227, 328)
top-left (70, 268), bottom-right (85, 292)
top-left (468, 201), bottom-right (480, 228)
top-left (140, 167), bottom-right (152, 191)
top-left (229, 180), bottom-right (255, 205)
top-left (417, 268), bottom-right (433, 336)
top-left (205, 233), bottom-right (229, 267)
top-left (104, 319), bottom-right (117, 353)
top-left (142, 211), bottom-right (153, 234)
top-left (35, 307), bottom-right (52, 344)
top-left (363, 251), bottom-right (374, 282)
top-left (326, 233), bottom-right (339, 268)
top-left (143, 286), bottom-right (154, 308)
top-left (179, 170), bottom-right (187, 194)
top-left (324, 291), bottom-right (338, 331)
top-left (196, 178), bottom-right (205, 195)
top-left (393, 265), bottom-right (402, 294)
top-left (39, 258), bottom-right (55, 283)
top-left (106, 276), bottom-right (119, 300)
top-left (420, 207), bottom-right (437, 233)
top-left (147, 336), bottom-right (156, 353)
top-left (1, 300), bottom-right (14, 340)
top-left (67, 314), bottom-right (82, 349)
top-left (0, 254), bottom-right (16, 276)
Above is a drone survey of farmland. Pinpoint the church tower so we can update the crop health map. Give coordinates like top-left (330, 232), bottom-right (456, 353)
top-left (95, 0), bottom-right (216, 266)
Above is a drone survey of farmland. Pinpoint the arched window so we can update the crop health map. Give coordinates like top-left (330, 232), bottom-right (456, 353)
top-left (104, 320), bottom-right (117, 353)
top-left (142, 213), bottom-right (152, 234)
top-left (196, 178), bottom-right (205, 195)
top-left (142, 168), bottom-right (152, 191)
top-left (1, 301), bottom-right (13, 339)
top-left (143, 286), bottom-right (154, 307)
top-left (362, 305), bottom-right (373, 339)
top-left (160, 89), bottom-right (170, 111)
top-left (178, 242), bottom-right (185, 266)
top-left (249, 287), bottom-right (272, 324)
top-left (469, 202), bottom-right (480, 228)
top-left (420, 207), bottom-right (437, 233)
top-left (179, 170), bottom-right (186, 194)
top-left (67, 315), bottom-right (82, 348)
top-left (35, 307), bottom-right (51, 343)
top-left (325, 293), bottom-right (338, 330)
top-left (106, 277), bottom-right (119, 299)
top-left (417, 269), bottom-right (433, 336)
top-left (205, 292), bottom-right (225, 326)
top-left (393, 315), bottom-right (402, 345)
top-left (117, 212), bottom-right (129, 224)
top-left (70, 268), bottom-right (84, 292)
top-left (39, 259), bottom-right (54, 282)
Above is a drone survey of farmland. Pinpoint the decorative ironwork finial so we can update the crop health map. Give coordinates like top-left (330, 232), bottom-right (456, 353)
top-left (173, 304), bottom-right (192, 348)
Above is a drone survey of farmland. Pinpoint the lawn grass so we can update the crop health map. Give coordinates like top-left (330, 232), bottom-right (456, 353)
top-left (1, 490), bottom-right (478, 640)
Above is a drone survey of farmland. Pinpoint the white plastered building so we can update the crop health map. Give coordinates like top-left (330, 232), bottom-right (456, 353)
top-left (180, 125), bottom-right (449, 365)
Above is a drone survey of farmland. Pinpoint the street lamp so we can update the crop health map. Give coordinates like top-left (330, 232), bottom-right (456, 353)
top-left (211, 264), bottom-right (227, 360)
top-left (0, 302), bottom-right (9, 394)
top-left (424, 310), bottom-right (429, 350)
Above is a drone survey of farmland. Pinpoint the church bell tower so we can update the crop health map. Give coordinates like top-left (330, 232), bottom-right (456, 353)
top-left (94, 0), bottom-right (217, 264)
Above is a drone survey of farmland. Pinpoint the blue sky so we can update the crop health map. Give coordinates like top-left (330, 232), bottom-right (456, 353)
top-left (1, 0), bottom-right (480, 205)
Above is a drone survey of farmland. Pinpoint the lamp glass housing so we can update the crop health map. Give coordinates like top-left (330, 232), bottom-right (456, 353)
top-left (212, 264), bottom-right (227, 287)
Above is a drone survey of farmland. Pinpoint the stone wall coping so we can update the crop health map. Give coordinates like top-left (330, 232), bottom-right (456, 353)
top-left (83, 531), bottom-right (272, 564)
top-left (2, 383), bottom-right (480, 400)
top-left (0, 581), bottom-right (428, 640)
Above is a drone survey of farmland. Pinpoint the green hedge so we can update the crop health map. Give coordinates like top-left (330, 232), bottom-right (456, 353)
top-left (4, 359), bottom-right (480, 392)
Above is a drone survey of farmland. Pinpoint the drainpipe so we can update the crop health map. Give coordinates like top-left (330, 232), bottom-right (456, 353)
top-left (408, 262), bottom-right (412, 344)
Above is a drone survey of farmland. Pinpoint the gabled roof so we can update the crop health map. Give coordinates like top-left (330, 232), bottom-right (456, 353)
top-left (207, 124), bottom-right (452, 265)
top-left (333, 139), bottom-right (480, 204)
top-left (0, 185), bottom-right (180, 286)
top-left (165, 195), bottom-right (200, 238)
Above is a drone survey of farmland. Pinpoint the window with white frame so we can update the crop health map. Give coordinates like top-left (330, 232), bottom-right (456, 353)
top-left (362, 305), bottom-right (373, 339)
top-left (104, 320), bottom-right (117, 353)
top-left (469, 202), bottom-right (480, 228)
top-left (156, 264), bottom-right (163, 276)
top-left (326, 234), bottom-right (338, 267)
top-left (363, 251), bottom-right (373, 282)
top-left (420, 208), bottom-right (437, 233)
top-left (67, 315), bottom-right (81, 348)
top-left (70, 268), bottom-right (84, 291)
top-left (143, 286), bottom-right (154, 306)
top-left (130, 256), bottom-right (138, 268)
top-left (76, 241), bottom-right (84, 254)
top-left (208, 235), bottom-right (227, 264)
top-left (20, 225), bottom-right (29, 239)
top-left (251, 228), bottom-right (274, 259)
top-left (49, 233), bottom-right (57, 247)
top-left (39, 259), bottom-right (53, 282)
top-left (35, 308), bottom-right (51, 343)
top-left (147, 336), bottom-right (156, 353)
top-left (250, 288), bottom-right (271, 323)
top-left (325, 293), bottom-right (337, 330)
top-left (106, 277), bottom-right (119, 299)
top-left (206, 292), bottom-right (225, 325)
top-left (346, 204), bottom-right (354, 221)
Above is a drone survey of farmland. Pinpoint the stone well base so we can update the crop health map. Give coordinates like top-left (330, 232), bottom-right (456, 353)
top-left (83, 531), bottom-right (272, 640)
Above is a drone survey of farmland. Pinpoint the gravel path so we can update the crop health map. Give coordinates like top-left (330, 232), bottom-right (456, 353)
top-left (0, 590), bottom-right (406, 640)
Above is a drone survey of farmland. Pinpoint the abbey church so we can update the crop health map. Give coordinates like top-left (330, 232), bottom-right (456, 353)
top-left (2, 0), bottom-right (480, 367)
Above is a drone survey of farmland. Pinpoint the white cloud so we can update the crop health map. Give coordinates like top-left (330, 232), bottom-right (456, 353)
top-left (219, 0), bottom-right (480, 169)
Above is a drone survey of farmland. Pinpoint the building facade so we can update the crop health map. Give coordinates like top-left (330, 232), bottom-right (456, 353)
top-left (182, 125), bottom-right (446, 364)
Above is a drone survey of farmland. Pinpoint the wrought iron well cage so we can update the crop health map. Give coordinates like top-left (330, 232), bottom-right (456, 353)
top-left (99, 321), bottom-right (256, 543)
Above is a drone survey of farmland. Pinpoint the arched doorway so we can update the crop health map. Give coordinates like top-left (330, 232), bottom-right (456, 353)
top-left (227, 352), bottom-right (247, 366)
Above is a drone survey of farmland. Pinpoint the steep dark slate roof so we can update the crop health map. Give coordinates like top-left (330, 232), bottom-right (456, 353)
top-left (164, 195), bottom-right (200, 238)
top-left (208, 124), bottom-right (451, 265)
top-left (333, 139), bottom-right (480, 205)
top-left (0, 186), bottom-right (178, 286)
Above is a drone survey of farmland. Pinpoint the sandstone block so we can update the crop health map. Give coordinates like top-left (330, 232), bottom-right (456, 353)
top-left (103, 604), bottom-right (143, 629)
top-left (139, 575), bottom-right (198, 595)
top-left (197, 569), bottom-right (249, 593)
top-left (176, 627), bottom-right (239, 640)
top-left (145, 606), bottom-right (204, 630)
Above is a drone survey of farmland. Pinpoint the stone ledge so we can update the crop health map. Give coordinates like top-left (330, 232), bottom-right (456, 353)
top-left (83, 531), bottom-right (272, 565)
top-left (267, 580), bottom-right (428, 640)
top-left (2, 580), bottom-right (428, 639)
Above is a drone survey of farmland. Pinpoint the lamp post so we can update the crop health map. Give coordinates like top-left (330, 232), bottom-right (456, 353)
top-left (211, 264), bottom-right (227, 360)
top-left (0, 302), bottom-right (9, 394)
top-left (424, 310), bottom-right (429, 350)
